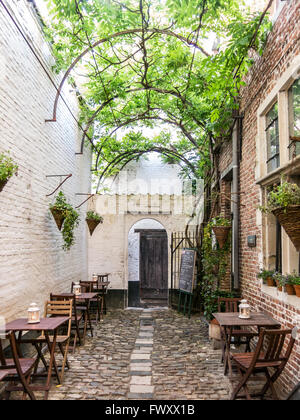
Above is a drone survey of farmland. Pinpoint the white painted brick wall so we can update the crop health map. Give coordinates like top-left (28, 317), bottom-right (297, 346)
top-left (0, 0), bottom-right (91, 322)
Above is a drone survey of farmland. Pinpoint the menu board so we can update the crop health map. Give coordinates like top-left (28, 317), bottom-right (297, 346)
top-left (179, 249), bottom-right (196, 294)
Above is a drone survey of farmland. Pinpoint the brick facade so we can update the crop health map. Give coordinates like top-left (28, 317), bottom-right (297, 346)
top-left (0, 0), bottom-right (91, 322)
top-left (216, 0), bottom-right (300, 396)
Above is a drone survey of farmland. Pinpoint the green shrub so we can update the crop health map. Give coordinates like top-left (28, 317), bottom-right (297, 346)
top-left (0, 152), bottom-right (18, 182)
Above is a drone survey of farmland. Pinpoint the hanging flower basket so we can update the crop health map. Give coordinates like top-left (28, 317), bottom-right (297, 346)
top-left (50, 208), bottom-right (65, 231)
top-left (86, 211), bottom-right (103, 236)
top-left (212, 226), bottom-right (231, 249)
top-left (272, 205), bottom-right (300, 252)
top-left (0, 180), bottom-right (8, 192)
top-left (86, 218), bottom-right (101, 236)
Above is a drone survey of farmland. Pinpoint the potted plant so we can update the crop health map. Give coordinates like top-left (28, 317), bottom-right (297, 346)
top-left (285, 274), bottom-right (296, 296)
top-left (291, 276), bottom-right (300, 298)
top-left (49, 191), bottom-right (80, 250)
top-left (260, 181), bottom-right (300, 251)
top-left (257, 269), bottom-right (276, 287)
top-left (0, 151), bottom-right (18, 191)
top-left (273, 272), bottom-right (286, 291)
top-left (211, 216), bottom-right (231, 249)
top-left (86, 211), bottom-right (103, 236)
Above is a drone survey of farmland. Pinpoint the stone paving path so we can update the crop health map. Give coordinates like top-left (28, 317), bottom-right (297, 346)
top-left (48, 308), bottom-right (232, 400)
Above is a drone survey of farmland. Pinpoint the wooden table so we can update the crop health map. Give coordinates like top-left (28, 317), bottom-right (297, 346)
top-left (5, 317), bottom-right (69, 400)
top-left (59, 292), bottom-right (98, 339)
top-left (212, 312), bottom-right (281, 377)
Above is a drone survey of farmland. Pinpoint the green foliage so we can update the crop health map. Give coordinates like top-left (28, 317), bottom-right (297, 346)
top-left (273, 272), bottom-right (287, 287)
top-left (50, 192), bottom-right (80, 251)
top-left (42, 0), bottom-right (272, 182)
top-left (203, 289), bottom-right (240, 321)
top-left (260, 181), bottom-right (300, 213)
top-left (257, 268), bottom-right (275, 282)
top-left (0, 152), bottom-right (18, 182)
top-left (211, 216), bottom-right (231, 227)
top-left (86, 211), bottom-right (104, 223)
top-left (201, 220), bottom-right (232, 320)
top-left (286, 272), bottom-right (300, 286)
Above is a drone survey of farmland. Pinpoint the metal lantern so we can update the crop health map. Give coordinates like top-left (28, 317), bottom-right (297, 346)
top-left (92, 273), bottom-right (98, 282)
top-left (239, 299), bottom-right (251, 319)
top-left (27, 303), bottom-right (40, 324)
top-left (73, 282), bottom-right (81, 296)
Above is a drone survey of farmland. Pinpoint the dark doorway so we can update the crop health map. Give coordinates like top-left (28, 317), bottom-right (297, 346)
top-left (137, 229), bottom-right (168, 305)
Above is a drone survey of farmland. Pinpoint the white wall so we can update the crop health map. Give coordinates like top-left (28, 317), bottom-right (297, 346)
top-left (0, 0), bottom-right (91, 321)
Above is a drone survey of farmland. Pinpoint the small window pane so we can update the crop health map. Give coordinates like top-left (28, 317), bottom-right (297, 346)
top-left (266, 103), bottom-right (279, 173)
top-left (289, 78), bottom-right (300, 158)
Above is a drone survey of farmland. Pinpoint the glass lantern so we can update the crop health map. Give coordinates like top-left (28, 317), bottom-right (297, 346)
top-left (27, 303), bottom-right (40, 324)
top-left (92, 273), bottom-right (98, 282)
top-left (239, 299), bottom-right (251, 319)
top-left (73, 282), bottom-right (82, 296)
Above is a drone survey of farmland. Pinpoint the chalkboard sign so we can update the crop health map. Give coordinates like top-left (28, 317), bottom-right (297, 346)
top-left (179, 249), bottom-right (196, 294)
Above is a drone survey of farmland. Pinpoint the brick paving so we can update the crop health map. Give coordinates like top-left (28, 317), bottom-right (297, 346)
top-left (47, 308), bottom-right (233, 400)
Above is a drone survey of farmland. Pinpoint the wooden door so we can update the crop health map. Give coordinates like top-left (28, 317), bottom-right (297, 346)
top-left (139, 230), bottom-right (168, 300)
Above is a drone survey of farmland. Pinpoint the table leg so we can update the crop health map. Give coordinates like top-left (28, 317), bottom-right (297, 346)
top-left (44, 330), bottom-right (59, 400)
top-left (224, 327), bottom-right (233, 378)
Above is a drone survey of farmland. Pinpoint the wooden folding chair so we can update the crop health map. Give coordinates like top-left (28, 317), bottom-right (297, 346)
top-left (0, 331), bottom-right (36, 400)
top-left (231, 327), bottom-right (296, 400)
top-left (50, 294), bottom-right (83, 348)
top-left (217, 297), bottom-right (258, 363)
top-left (33, 300), bottom-right (73, 383)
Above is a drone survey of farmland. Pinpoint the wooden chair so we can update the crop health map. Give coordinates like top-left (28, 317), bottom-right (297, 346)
top-left (96, 276), bottom-right (109, 316)
top-left (217, 297), bottom-right (258, 363)
top-left (231, 328), bottom-right (296, 400)
top-left (70, 282), bottom-right (94, 338)
top-left (33, 300), bottom-right (73, 383)
top-left (50, 293), bottom-right (83, 347)
top-left (0, 331), bottom-right (36, 400)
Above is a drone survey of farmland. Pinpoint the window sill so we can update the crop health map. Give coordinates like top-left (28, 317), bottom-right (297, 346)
top-left (261, 284), bottom-right (300, 309)
top-left (256, 154), bottom-right (300, 186)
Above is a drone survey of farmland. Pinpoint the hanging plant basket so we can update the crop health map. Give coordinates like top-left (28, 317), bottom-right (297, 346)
top-left (212, 226), bottom-right (231, 249)
top-left (50, 208), bottom-right (65, 231)
top-left (86, 218), bottom-right (101, 236)
top-left (272, 205), bottom-right (300, 252)
top-left (0, 179), bottom-right (8, 192)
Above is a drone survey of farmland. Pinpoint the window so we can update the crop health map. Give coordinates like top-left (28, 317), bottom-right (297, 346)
top-left (266, 103), bottom-right (280, 173)
top-left (288, 78), bottom-right (300, 158)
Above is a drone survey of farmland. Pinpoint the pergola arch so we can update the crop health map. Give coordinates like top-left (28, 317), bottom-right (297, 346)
top-left (46, 27), bottom-right (210, 122)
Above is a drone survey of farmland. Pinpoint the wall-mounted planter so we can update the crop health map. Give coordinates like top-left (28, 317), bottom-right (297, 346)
top-left (272, 205), bottom-right (300, 251)
top-left (86, 218), bottom-right (101, 236)
top-left (50, 208), bottom-right (65, 231)
top-left (0, 180), bottom-right (8, 192)
top-left (212, 226), bottom-right (231, 249)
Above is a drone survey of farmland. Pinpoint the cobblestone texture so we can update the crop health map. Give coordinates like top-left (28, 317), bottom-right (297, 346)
top-left (46, 309), bottom-right (233, 400)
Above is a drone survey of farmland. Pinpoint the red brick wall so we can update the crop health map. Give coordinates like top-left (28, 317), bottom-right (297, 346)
top-left (217, 0), bottom-right (300, 396)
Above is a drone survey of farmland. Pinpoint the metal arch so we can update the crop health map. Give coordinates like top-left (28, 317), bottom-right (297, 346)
top-left (46, 28), bottom-right (210, 123)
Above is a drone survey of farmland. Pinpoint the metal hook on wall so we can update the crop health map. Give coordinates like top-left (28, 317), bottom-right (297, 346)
top-left (75, 193), bottom-right (95, 209)
top-left (46, 174), bottom-right (72, 197)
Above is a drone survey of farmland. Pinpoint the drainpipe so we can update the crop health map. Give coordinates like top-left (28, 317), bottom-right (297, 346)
top-left (232, 115), bottom-right (243, 290)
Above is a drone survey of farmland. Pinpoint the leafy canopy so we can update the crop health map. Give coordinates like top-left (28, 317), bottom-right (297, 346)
top-left (44, 0), bottom-right (272, 184)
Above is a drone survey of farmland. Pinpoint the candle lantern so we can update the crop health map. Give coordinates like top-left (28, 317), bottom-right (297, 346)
top-left (27, 303), bottom-right (40, 324)
top-left (73, 282), bottom-right (81, 296)
top-left (239, 299), bottom-right (251, 319)
top-left (92, 273), bottom-right (98, 282)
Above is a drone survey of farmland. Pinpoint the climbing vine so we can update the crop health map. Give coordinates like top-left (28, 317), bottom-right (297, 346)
top-left (201, 220), bottom-right (233, 320)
